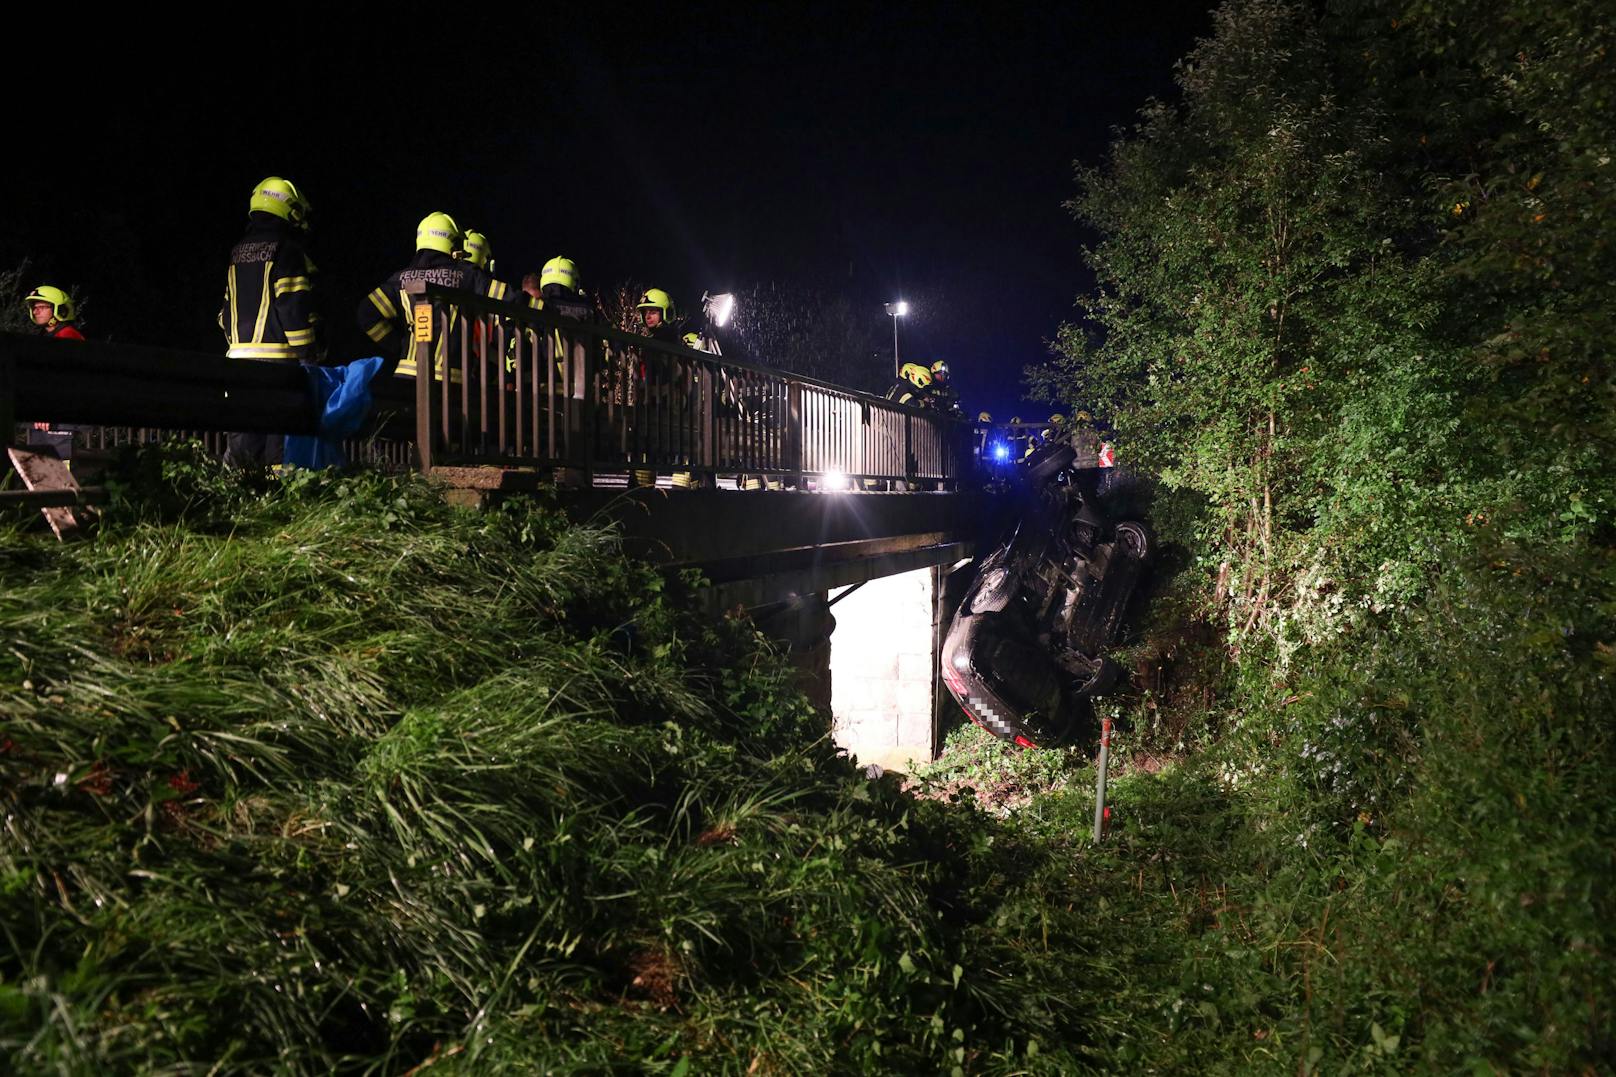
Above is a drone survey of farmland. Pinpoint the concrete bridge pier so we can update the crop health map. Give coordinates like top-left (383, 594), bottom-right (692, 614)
top-left (828, 565), bottom-right (955, 773)
top-left (754, 563), bottom-right (971, 775)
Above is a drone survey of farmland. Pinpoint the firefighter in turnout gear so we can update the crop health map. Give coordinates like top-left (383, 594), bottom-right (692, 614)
top-left (1009, 415), bottom-right (1034, 461)
top-left (459, 230), bottom-right (492, 271)
top-left (357, 211), bottom-right (511, 379)
top-left (535, 256), bottom-right (592, 321)
top-left (24, 286), bottom-right (83, 340)
top-left (220, 177), bottom-right (318, 362)
top-left (673, 330), bottom-right (710, 490)
top-left (886, 361), bottom-right (932, 406)
top-left (22, 285), bottom-right (84, 458)
top-left (973, 410), bottom-right (994, 460)
top-left (624, 287), bottom-right (680, 487)
top-left (220, 176), bottom-right (320, 466)
top-left (517, 255), bottom-right (595, 395)
top-left (635, 287), bottom-right (679, 343)
top-left (873, 362), bottom-right (933, 489)
top-left (926, 359), bottom-right (962, 416)
top-left (522, 256), bottom-right (598, 488)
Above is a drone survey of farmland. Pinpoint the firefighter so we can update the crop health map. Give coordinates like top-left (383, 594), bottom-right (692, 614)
top-left (357, 211), bottom-right (511, 380)
top-left (926, 359), bottom-right (962, 416)
top-left (537, 257), bottom-right (591, 315)
top-left (517, 257), bottom-right (598, 488)
top-left (974, 409), bottom-right (993, 460)
top-left (536, 257), bottom-right (596, 394)
top-left (635, 287), bottom-right (679, 342)
top-left (459, 230), bottom-right (493, 271)
top-left (520, 256), bottom-right (594, 393)
top-left (673, 330), bottom-right (709, 490)
top-left (873, 362), bottom-right (933, 489)
top-left (1009, 415), bottom-right (1036, 460)
top-left (625, 287), bottom-right (680, 487)
top-left (24, 286), bottom-right (84, 340)
top-left (220, 176), bottom-right (319, 466)
top-left (886, 361), bottom-right (932, 406)
top-left (21, 285), bottom-right (84, 457)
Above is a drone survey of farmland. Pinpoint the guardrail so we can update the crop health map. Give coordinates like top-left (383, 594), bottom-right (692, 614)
top-left (0, 332), bottom-right (417, 471)
top-left (3, 289), bottom-right (975, 489)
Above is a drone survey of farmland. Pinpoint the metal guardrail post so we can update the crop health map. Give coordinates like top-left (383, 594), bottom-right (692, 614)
top-left (406, 283), bottom-right (435, 473)
top-left (786, 381), bottom-right (803, 487)
top-left (698, 365), bottom-right (715, 474)
top-left (458, 309), bottom-right (473, 456)
top-left (904, 412), bottom-right (915, 486)
top-left (581, 334), bottom-right (600, 485)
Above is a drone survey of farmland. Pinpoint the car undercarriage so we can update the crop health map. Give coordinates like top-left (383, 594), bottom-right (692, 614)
top-left (941, 436), bottom-right (1152, 748)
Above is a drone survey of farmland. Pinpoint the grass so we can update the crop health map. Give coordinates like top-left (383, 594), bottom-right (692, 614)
top-left (0, 446), bottom-right (1088, 1073)
top-left (3, 443), bottom-right (1612, 1073)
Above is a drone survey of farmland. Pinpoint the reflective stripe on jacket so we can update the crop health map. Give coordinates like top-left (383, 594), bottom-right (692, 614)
top-left (219, 213), bottom-right (318, 362)
top-left (357, 251), bottom-right (510, 379)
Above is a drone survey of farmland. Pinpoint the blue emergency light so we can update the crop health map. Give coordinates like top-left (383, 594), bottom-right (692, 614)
top-left (992, 442), bottom-right (1011, 462)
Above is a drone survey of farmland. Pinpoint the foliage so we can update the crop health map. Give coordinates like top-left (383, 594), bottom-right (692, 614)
top-left (1010, 0), bottom-right (1616, 1070)
top-left (1033, 0), bottom-right (1615, 649)
top-left (601, 278), bottom-right (660, 335)
top-left (911, 722), bottom-right (1092, 814)
top-left (1, 260), bottom-right (36, 335)
top-left (4, 1), bottom-right (1612, 1070)
top-left (1, 445), bottom-right (1101, 1074)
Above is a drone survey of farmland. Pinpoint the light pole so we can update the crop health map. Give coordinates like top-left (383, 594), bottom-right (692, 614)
top-left (885, 300), bottom-right (909, 377)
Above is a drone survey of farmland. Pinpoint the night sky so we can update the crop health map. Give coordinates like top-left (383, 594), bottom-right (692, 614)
top-left (6, 3), bottom-right (1214, 421)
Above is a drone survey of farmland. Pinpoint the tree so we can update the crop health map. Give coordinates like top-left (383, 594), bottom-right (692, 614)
top-left (1032, 0), bottom-right (1614, 649)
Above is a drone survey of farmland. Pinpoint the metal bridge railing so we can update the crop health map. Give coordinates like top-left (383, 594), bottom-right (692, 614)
top-left (406, 282), bottom-right (971, 487)
top-left (2, 293), bottom-right (976, 490)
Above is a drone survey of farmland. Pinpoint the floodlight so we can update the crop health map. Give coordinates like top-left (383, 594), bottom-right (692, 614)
top-left (703, 292), bottom-right (736, 328)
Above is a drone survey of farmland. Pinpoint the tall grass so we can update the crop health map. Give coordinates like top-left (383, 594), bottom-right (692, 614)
top-left (11, 445), bottom-right (1605, 1072)
top-left (1, 446), bottom-right (1084, 1074)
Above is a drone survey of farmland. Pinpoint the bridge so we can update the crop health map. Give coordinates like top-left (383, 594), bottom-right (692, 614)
top-left (1, 285), bottom-right (1079, 769)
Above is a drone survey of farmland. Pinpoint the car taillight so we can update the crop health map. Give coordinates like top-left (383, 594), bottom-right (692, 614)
top-left (1014, 735), bottom-right (1037, 749)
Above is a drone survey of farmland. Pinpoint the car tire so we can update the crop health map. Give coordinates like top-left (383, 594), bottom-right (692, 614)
top-left (1025, 441), bottom-right (1076, 486)
top-left (1076, 656), bottom-right (1123, 697)
top-left (1114, 520), bottom-right (1153, 563)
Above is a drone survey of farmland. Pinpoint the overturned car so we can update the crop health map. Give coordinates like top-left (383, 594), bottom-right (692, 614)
top-left (940, 437), bottom-right (1152, 748)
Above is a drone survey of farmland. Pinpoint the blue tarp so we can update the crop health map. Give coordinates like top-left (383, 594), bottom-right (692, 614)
top-left (282, 357), bottom-right (388, 470)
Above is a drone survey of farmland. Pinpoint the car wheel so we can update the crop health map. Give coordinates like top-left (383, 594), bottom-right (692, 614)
top-left (1025, 441), bottom-right (1076, 486)
top-left (1115, 520), bottom-right (1153, 562)
top-left (1076, 656), bottom-right (1122, 697)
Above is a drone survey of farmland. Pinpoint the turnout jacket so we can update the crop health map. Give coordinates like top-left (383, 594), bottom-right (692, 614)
top-left (512, 289), bottom-right (595, 387)
top-left (926, 382), bottom-right (962, 416)
top-left (358, 251), bottom-right (509, 378)
top-left (219, 212), bottom-right (318, 361)
top-left (885, 376), bottom-right (927, 407)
